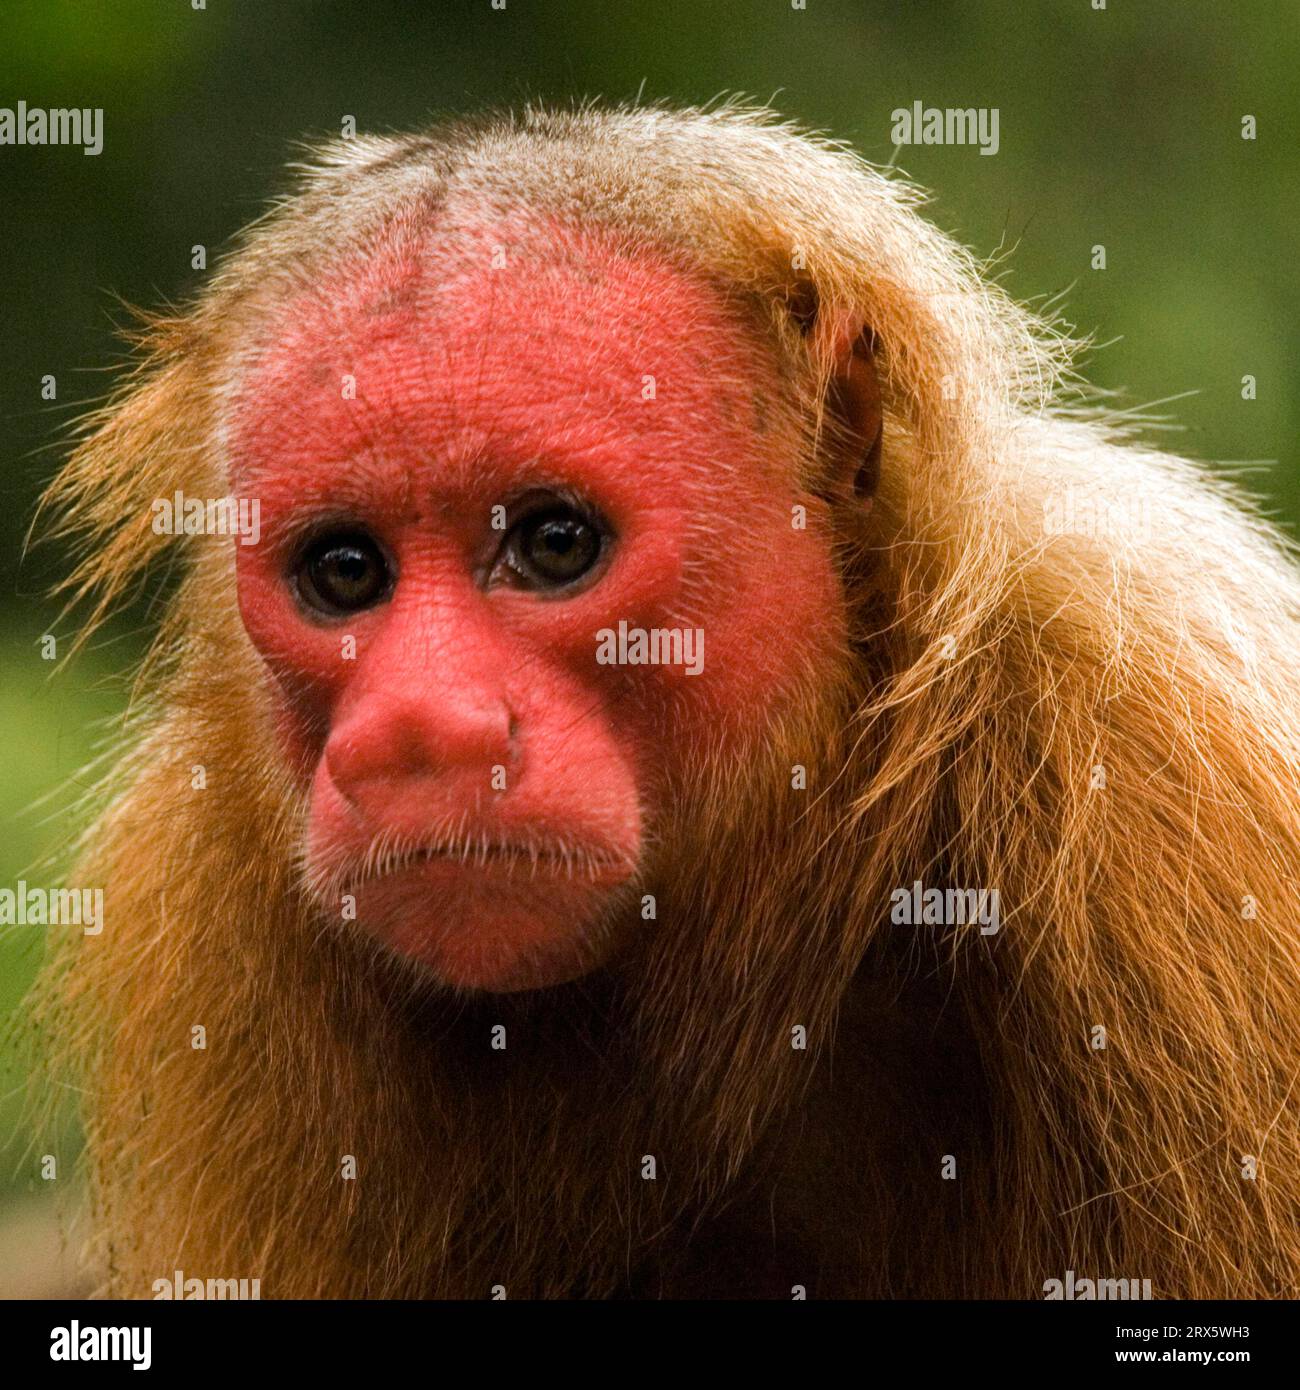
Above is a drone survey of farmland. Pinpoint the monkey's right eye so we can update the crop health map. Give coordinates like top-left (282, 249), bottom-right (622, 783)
top-left (295, 531), bottom-right (394, 617)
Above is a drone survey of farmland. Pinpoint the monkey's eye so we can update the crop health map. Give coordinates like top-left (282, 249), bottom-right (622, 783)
top-left (295, 531), bottom-right (393, 616)
top-left (498, 503), bottom-right (607, 592)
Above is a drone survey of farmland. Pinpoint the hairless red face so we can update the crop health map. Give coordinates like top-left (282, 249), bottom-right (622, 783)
top-left (228, 217), bottom-right (844, 991)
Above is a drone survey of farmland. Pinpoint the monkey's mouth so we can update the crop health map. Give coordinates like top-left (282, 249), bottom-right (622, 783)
top-left (309, 830), bottom-right (638, 989)
top-left (315, 837), bottom-right (637, 901)
top-left (381, 843), bottom-right (623, 880)
top-left (302, 793), bottom-right (643, 989)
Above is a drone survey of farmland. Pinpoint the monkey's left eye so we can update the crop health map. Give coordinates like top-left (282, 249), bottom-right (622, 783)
top-left (495, 501), bottom-right (609, 592)
top-left (295, 531), bottom-right (393, 616)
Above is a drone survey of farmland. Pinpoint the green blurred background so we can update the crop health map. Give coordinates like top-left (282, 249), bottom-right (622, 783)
top-left (0, 0), bottom-right (1296, 1291)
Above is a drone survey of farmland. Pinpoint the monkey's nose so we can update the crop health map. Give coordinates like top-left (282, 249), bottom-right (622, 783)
top-left (324, 692), bottom-right (516, 806)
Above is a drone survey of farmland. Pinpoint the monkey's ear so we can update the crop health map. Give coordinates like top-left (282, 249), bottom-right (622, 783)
top-left (818, 312), bottom-right (883, 505)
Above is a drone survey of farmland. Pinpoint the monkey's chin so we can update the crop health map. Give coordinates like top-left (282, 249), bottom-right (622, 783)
top-left (341, 859), bottom-right (629, 993)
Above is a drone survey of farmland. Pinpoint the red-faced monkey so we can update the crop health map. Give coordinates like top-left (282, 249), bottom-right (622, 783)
top-left (38, 104), bottom-right (1300, 1298)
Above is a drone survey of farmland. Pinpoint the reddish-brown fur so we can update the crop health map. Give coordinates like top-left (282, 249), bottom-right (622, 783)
top-left (36, 104), bottom-right (1300, 1298)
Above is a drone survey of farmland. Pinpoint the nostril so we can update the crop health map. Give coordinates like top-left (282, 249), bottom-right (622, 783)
top-left (323, 726), bottom-right (368, 786)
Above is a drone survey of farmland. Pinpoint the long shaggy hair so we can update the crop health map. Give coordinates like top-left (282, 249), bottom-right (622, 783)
top-left (36, 103), bottom-right (1300, 1298)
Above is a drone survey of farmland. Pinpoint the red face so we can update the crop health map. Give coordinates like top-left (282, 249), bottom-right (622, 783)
top-left (229, 217), bottom-right (843, 991)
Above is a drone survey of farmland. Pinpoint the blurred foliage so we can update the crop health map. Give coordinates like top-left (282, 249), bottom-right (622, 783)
top-left (0, 0), bottom-right (1296, 1207)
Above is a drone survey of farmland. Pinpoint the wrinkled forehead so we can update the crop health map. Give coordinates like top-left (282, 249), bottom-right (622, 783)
top-left (225, 213), bottom-right (785, 501)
